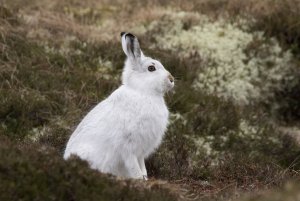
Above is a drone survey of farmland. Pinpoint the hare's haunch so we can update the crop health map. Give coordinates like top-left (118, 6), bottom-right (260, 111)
top-left (64, 32), bottom-right (174, 179)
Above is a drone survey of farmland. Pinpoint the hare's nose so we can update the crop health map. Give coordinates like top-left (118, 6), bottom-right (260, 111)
top-left (168, 74), bottom-right (174, 83)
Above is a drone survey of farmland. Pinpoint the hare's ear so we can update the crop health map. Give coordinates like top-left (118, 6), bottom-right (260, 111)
top-left (121, 32), bottom-right (141, 62)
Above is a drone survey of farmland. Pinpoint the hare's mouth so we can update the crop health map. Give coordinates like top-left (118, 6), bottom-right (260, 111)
top-left (164, 81), bottom-right (174, 92)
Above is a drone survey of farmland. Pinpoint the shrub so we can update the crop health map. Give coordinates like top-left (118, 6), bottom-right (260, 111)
top-left (0, 11), bottom-right (120, 140)
top-left (0, 135), bottom-right (176, 201)
top-left (146, 56), bottom-right (300, 180)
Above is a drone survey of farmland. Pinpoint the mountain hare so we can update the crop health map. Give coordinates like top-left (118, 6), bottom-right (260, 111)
top-left (64, 32), bottom-right (174, 180)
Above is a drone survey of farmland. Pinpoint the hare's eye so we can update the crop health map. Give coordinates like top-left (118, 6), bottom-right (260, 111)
top-left (148, 65), bottom-right (156, 72)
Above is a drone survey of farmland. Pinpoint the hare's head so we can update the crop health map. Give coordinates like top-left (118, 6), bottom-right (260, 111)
top-left (121, 32), bottom-right (174, 95)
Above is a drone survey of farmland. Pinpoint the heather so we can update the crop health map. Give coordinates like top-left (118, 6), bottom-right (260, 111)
top-left (0, 0), bottom-right (300, 200)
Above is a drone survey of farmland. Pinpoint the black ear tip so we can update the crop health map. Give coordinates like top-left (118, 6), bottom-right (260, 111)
top-left (126, 33), bottom-right (135, 38)
top-left (120, 32), bottom-right (126, 37)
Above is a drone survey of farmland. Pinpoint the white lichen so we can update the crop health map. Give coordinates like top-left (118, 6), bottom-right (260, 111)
top-left (238, 119), bottom-right (260, 140)
top-left (28, 126), bottom-right (48, 142)
top-left (148, 12), bottom-right (295, 104)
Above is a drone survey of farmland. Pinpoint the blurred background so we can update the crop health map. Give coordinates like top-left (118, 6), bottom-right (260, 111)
top-left (0, 0), bottom-right (300, 200)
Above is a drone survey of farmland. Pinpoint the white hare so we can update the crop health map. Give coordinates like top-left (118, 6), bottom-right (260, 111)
top-left (64, 32), bottom-right (174, 180)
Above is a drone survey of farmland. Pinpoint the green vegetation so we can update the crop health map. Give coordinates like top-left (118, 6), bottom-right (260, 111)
top-left (0, 135), bottom-right (176, 201)
top-left (0, 0), bottom-right (300, 200)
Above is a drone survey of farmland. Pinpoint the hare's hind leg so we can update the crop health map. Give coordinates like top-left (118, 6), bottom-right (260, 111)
top-left (122, 154), bottom-right (143, 179)
top-left (98, 153), bottom-right (124, 176)
top-left (138, 157), bottom-right (148, 180)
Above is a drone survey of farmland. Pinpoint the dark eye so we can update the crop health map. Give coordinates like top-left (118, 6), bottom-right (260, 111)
top-left (148, 65), bottom-right (156, 72)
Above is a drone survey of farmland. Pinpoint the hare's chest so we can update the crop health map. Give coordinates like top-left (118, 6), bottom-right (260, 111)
top-left (113, 88), bottom-right (169, 149)
top-left (141, 103), bottom-right (168, 131)
top-left (132, 100), bottom-right (169, 153)
top-left (123, 93), bottom-right (169, 130)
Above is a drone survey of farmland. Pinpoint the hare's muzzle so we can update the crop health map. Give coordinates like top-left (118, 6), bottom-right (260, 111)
top-left (168, 74), bottom-right (174, 83)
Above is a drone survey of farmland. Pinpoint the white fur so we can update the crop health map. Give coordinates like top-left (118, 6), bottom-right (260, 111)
top-left (64, 32), bottom-right (174, 179)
